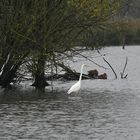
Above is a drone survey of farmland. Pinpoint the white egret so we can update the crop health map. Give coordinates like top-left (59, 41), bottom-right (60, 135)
top-left (67, 64), bottom-right (86, 94)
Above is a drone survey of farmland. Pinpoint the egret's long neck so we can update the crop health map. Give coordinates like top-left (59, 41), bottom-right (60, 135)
top-left (79, 65), bottom-right (84, 81)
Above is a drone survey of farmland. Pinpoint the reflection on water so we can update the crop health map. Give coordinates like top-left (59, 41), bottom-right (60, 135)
top-left (0, 46), bottom-right (140, 140)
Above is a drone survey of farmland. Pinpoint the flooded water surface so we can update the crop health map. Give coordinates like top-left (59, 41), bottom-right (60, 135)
top-left (0, 46), bottom-right (140, 140)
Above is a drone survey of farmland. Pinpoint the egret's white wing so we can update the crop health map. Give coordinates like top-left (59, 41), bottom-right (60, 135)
top-left (67, 81), bottom-right (81, 94)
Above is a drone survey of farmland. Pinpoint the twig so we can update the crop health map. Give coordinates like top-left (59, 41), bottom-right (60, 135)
top-left (71, 49), bottom-right (108, 70)
top-left (97, 49), bottom-right (117, 79)
top-left (103, 57), bottom-right (117, 79)
top-left (121, 57), bottom-right (128, 79)
top-left (56, 62), bottom-right (76, 74)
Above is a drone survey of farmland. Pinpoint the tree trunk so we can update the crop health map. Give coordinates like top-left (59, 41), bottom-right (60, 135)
top-left (0, 52), bottom-right (29, 88)
top-left (31, 55), bottom-right (49, 91)
top-left (0, 64), bottom-right (18, 88)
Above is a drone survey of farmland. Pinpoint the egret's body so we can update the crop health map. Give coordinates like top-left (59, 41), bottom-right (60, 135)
top-left (67, 64), bottom-right (85, 94)
top-left (67, 80), bottom-right (81, 94)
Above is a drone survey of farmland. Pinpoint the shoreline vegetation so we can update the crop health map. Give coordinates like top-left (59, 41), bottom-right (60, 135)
top-left (83, 19), bottom-right (140, 47)
top-left (0, 0), bottom-right (139, 91)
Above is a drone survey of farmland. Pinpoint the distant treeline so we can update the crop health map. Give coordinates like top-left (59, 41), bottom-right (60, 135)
top-left (83, 20), bottom-right (140, 47)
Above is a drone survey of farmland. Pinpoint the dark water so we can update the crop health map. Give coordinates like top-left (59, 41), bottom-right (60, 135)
top-left (0, 46), bottom-right (140, 140)
top-left (0, 89), bottom-right (140, 140)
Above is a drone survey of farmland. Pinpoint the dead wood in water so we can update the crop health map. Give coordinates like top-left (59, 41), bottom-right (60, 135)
top-left (45, 72), bottom-right (90, 81)
top-left (103, 57), bottom-right (117, 79)
top-left (45, 63), bottom-right (107, 81)
top-left (120, 57), bottom-right (128, 79)
top-left (56, 62), bottom-right (76, 74)
top-left (97, 49), bottom-right (117, 79)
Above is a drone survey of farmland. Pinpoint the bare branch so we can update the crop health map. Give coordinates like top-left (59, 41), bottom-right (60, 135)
top-left (121, 56), bottom-right (128, 79)
top-left (71, 49), bottom-right (108, 70)
top-left (97, 49), bottom-right (117, 79)
top-left (103, 57), bottom-right (117, 79)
